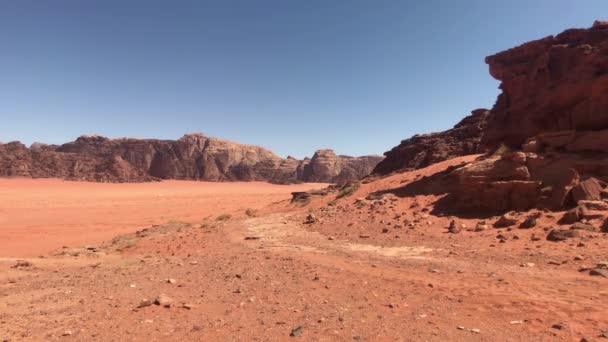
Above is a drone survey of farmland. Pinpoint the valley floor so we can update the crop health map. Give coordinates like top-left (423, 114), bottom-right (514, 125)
top-left (1, 160), bottom-right (607, 341)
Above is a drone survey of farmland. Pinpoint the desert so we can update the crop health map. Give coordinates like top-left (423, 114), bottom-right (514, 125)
top-left (2, 4), bottom-right (608, 342)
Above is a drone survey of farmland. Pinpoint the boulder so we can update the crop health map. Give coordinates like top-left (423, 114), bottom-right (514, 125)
top-left (571, 177), bottom-right (603, 203)
top-left (546, 229), bottom-right (579, 242)
top-left (559, 206), bottom-right (586, 224)
top-left (578, 200), bottom-right (608, 211)
top-left (570, 222), bottom-right (596, 231)
top-left (549, 169), bottom-right (580, 210)
top-left (494, 212), bottom-right (519, 228)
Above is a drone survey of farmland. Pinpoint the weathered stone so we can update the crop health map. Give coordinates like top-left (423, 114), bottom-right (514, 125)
top-left (304, 213), bottom-right (318, 224)
top-left (448, 220), bottom-right (461, 234)
top-left (578, 200), bottom-right (608, 211)
top-left (546, 229), bottom-right (579, 242)
top-left (154, 294), bottom-right (174, 308)
top-left (483, 24), bottom-right (608, 149)
top-left (550, 169), bottom-right (580, 210)
top-left (495, 212), bottom-right (519, 228)
top-left (589, 268), bottom-right (608, 278)
top-left (559, 206), bottom-right (586, 224)
top-left (373, 109), bottom-right (489, 175)
top-left (572, 178), bottom-right (603, 203)
top-left (519, 215), bottom-right (538, 229)
top-left (570, 222), bottom-right (596, 231)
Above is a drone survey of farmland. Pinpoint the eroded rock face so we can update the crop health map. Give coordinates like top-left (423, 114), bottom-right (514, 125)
top-left (300, 149), bottom-right (384, 183)
top-left (442, 22), bottom-right (608, 213)
top-left (483, 23), bottom-right (608, 149)
top-left (373, 109), bottom-right (489, 175)
top-left (0, 134), bottom-right (382, 184)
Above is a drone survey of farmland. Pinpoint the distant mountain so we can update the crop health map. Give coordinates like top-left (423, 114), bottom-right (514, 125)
top-left (0, 133), bottom-right (383, 184)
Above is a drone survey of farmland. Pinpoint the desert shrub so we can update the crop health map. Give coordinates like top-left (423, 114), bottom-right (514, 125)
top-left (216, 214), bottom-right (232, 221)
top-left (336, 182), bottom-right (360, 199)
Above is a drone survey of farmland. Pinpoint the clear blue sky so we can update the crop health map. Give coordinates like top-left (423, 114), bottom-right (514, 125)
top-left (1, 1), bottom-right (606, 158)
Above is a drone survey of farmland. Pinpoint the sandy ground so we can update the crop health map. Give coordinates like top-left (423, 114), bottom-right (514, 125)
top-left (0, 179), bottom-right (326, 257)
top-left (1, 160), bottom-right (608, 341)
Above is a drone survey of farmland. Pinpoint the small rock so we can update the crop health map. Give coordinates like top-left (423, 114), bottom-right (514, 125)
top-left (520, 262), bottom-right (535, 268)
top-left (570, 222), bottom-right (596, 231)
top-left (290, 326), bottom-right (303, 337)
top-left (578, 200), bottom-right (608, 211)
top-left (574, 255), bottom-right (585, 261)
top-left (457, 326), bottom-right (465, 330)
top-left (137, 299), bottom-right (154, 308)
top-left (182, 303), bottom-right (195, 310)
top-left (510, 320), bottom-right (525, 325)
top-left (589, 268), bottom-right (608, 278)
top-left (470, 329), bottom-right (480, 334)
top-left (547, 229), bottom-right (579, 242)
top-left (166, 278), bottom-right (176, 284)
top-left (494, 212), bottom-right (519, 228)
top-left (551, 323), bottom-right (566, 330)
top-left (154, 294), bottom-right (174, 308)
top-left (519, 215), bottom-right (537, 229)
top-left (11, 260), bottom-right (33, 269)
top-left (559, 206), bottom-right (585, 224)
top-left (359, 234), bottom-right (370, 239)
top-left (304, 213), bottom-right (318, 224)
top-left (448, 220), bottom-right (461, 234)
top-left (475, 222), bottom-right (487, 232)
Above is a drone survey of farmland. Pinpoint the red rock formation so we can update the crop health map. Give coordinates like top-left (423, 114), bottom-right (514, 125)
top-left (483, 22), bottom-right (608, 149)
top-left (373, 109), bottom-right (488, 175)
top-left (445, 22), bottom-right (608, 213)
top-left (299, 149), bottom-right (383, 184)
top-left (0, 134), bottom-right (382, 184)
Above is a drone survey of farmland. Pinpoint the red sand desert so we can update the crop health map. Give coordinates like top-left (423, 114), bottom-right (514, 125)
top-left (1, 158), bottom-right (607, 341)
top-left (0, 179), bottom-right (327, 257)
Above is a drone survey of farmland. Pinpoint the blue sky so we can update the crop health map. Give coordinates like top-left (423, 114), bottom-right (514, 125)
top-left (1, 1), bottom-right (606, 158)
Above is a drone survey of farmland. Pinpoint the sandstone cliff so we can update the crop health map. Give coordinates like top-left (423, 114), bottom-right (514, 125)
top-left (372, 109), bottom-right (489, 175)
top-left (443, 21), bottom-right (608, 213)
top-left (0, 133), bottom-right (382, 184)
top-left (298, 149), bottom-right (384, 183)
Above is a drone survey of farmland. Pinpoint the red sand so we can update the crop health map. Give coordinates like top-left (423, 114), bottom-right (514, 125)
top-left (0, 178), bottom-right (326, 257)
top-left (1, 160), bottom-right (607, 340)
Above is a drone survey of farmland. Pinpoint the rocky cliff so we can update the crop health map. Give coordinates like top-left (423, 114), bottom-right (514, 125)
top-left (443, 21), bottom-right (608, 213)
top-left (483, 20), bottom-right (608, 149)
top-left (372, 109), bottom-right (489, 175)
top-left (0, 133), bottom-right (382, 184)
top-left (298, 149), bottom-right (384, 183)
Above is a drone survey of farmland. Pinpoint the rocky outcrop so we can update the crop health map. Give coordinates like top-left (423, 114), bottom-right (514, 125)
top-left (0, 133), bottom-right (382, 184)
top-left (299, 149), bottom-right (383, 183)
top-left (483, 22), bottom-right (608, 149)
top-left (444, 22), bottom-right (608, 213)
top-left (373, 109), bottom-right (489, 175)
